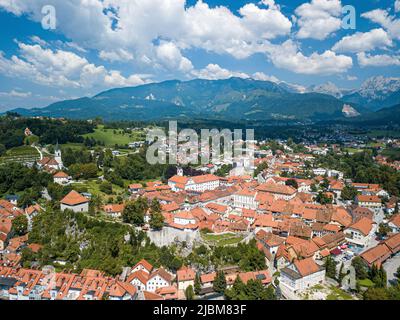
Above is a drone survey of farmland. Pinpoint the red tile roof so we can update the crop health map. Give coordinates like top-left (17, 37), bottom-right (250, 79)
top-left (61, 191), bottom-right (89, 206)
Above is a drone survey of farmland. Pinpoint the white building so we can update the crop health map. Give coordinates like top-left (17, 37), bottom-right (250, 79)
top-left (146, 268), bottom-right (173, 293)
top-left (344, 217), bottom-right (375, 247)
top-left (60, 190), bottom-right (89, 213)
top-left (280, 258), bottom-right (326, 294)
top-left (233, 190), bottom-right (258, 210)
top-left (53, 171), bottom-right (70, 185)
top-left (168, 174), bottom-right (220, 193)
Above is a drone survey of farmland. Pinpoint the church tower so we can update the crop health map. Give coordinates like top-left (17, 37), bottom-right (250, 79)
top-left (55, 141), bottom-right (63, 169)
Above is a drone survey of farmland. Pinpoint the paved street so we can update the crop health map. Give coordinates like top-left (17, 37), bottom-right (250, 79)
top-left (383, 254), bottom-right (400, 286)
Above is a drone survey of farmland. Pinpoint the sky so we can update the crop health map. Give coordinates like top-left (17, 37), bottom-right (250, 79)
top-left (0, 0), bottom-right (399, 111)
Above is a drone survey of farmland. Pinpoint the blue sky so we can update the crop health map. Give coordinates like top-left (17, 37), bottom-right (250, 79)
top-left (0, 0), bottom-right (399, 111)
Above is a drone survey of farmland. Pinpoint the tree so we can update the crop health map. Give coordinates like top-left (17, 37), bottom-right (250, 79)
top-left (396, 266), bottom-right (400, 281)
top-left (12, 215), bottom-right (28, 236)
top-left (316, 192), bottom-right (333, 205)
top-left (325, 256), bottom-right (338, 280)
top-left (364, 287), bottom-right (389, 300)
top-left (150, 212), bottom-right (165, 230)
top-left (99, 181), bottom-right (113, 194)
top-left (122, 197), bottom-right (148, 226)
top-left (185, 285), bottom-right (195, 300)
top-left (254, 162), bottom-right (268, 177)
top-left (377, 223), bottom-right (391, 239)
top-left (149, 199), bottom-right (164, 230)
top-left (285, 179), bottom-right (298, 189)
top-left (341, 185), bottom-right (358, 201)
top-left (194, 273), bottom-right (202, 296)
top-left (352, 256), bottom-right (369, 280)
top-left (213, 271), bottom-right (227, 294)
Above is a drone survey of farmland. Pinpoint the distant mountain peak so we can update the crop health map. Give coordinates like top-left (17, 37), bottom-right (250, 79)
top-left (359, 76), bottom-right (400, 100)
top-left (307, 82), bottom-right (345, 99)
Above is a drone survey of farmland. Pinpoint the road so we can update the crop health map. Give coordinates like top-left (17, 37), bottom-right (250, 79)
top-left (383, 254), bottom-right (400, 286)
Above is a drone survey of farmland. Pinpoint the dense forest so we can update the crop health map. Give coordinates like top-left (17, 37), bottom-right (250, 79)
top-left (24, 208), bottom-right (183, 275)
top-left (0, 113), bottom-right (94, 151)
top-left (317, 150), bottom-right (400, 196)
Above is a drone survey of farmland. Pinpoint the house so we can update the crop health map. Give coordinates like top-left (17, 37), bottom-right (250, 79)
top-left (127, 271), bottom-right (149, 292)
top-left (60, 191), bottom-right (90, 213)
top-left (233, 189), bottom-right (258, 210)
top-left (108, 281), bottom-right (137, 300)
top-left (132, 259), bottom-right (153, 274)
top-left (256, 183), bottom-right (297, 200)
top-left (176, 266), bottom-right (196, 291)
top-left (156, 285), bottom-right (178, 300)
top-left (280, 258), bottom-right (326, 294)
top-left (53, 172), bottom-right (70, 185)
top-left (128, 184), bottom-right (143, 194)
top-left (344, 217), bottom-right (375, 247)
top-left (355, 195), bottom-right (382, 211)
top-left (168, 174), bottom-right (220, 193)
top-left (169, 211), bottom-right (199, 231)
top-left (256, 230), bottom-right (285, 255)
top-left (146, 268), bottom-right (173, 292)
top-left (0, 218), bottom-right (12, 251)
top-left (103, 204), bottom-right (125, 218)
top-left (360, 244), bottom-right (392, 267)
top-left (388, 214), bottom-right (400, 233)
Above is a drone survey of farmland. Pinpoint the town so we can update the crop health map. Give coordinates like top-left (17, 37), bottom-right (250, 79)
top-left (1, 116), bottom-right (400, 301)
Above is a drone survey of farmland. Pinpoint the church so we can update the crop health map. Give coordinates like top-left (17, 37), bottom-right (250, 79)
top-left (37, 143), bottom-right (64, 172)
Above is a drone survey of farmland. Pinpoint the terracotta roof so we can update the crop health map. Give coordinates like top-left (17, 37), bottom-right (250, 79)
top-left (360, 244), bottom-right (391, 265)
top-left (61, 190), bottom-right (89, 206)
top-left (53, 171), bottom-right (69, 178)
top-left (390, 214), bottom-right (400, 228)
top-left (177, 266), bottom-right (196, 282)
top-left (200, 272), bottom-right (216, 284)
top-left (143, 291), bottom-right (164, 300)
top-left (257, 183), bottom-right (297, 195)
top-left (191, 174), bottom-right (220, 184)
top-left (357, 195), bottom-right (381, 203)
top-left (384, 233), bottom-right (400, 252)
top-left (133, 259), bottom-right (153, 273)
top-left (294, 257), bottom-right (323, 277)
top-left (149, 268), bottom-right (173, 283)
top-left (347, 217), bottom-right (373, 236)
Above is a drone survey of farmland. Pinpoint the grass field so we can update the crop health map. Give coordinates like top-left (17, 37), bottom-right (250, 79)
top-left (71, 179), bottom-right (126, 199)
top-left (201, 232), bottom-right (244, 247)
top-left (326, 286), bottom-right (354, 300)
top-left (357, 279), bottom-right (375, 288)
top-left (0, 146), bottom-right (40, 164)
top-left (83, 125), bottom-right (145, 147)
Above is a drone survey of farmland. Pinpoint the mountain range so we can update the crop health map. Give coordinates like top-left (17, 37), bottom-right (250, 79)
top-left (8, 76), bottom-right (400, 123)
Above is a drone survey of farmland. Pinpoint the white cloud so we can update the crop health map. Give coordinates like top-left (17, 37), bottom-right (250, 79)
top-left (0, 90), bottom-right (32, 98)
top-left (266, 40), bottom-right (353, 75)
top-left (295, 0), bottom-right (343, 40)
top-left (0, 0), bottom-right (291, 62)
top-left (346, 75), bottom-right (358, 81)
top-left (396, 0), bottom-right (400, 13)
top-left (191, 64), bottom-right (249, 80)
top-left (99, 49), bottom-right (134, 62)
top-left (362, 9), bottom-right (400, 40)
top-left (332, 28), bottom-right (393, 53)
top-left (155, 42), bottom-right (193, 73)
top-left (0, 41), bottom-right (151, 88)
top-left (357, 52), bottom-right (400, 67)
top-left (252, 72), bottom-right (279, 83)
